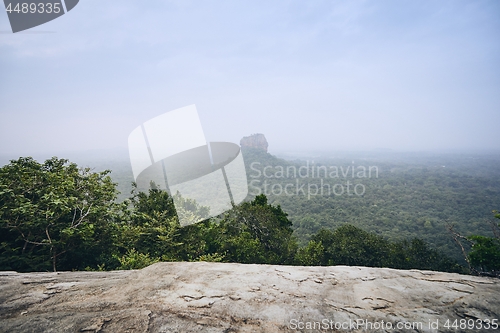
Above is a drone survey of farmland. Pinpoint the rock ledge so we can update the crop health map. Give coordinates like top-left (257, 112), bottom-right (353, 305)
top-left (0, 262), bottom-right (498, 332)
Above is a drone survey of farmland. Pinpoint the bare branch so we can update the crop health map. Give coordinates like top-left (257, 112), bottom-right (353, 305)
top-left (45, 226), bottom-right (52, 245)
top-left (446, 224), bottom-right (474, 274)
top-left (71, 203), bottom-right (93, 229)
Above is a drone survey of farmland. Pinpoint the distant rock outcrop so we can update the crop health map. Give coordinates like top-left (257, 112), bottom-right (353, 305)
top-left (0, 262), bottom-right (499, 332)
top-left (240, 133), bottom-right (268, 152)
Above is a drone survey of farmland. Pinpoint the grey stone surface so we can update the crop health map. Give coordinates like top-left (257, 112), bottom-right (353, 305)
top-left (0, 262), bottom-right (498, 332)
top-left (240, 134), bottom-right (269, 152)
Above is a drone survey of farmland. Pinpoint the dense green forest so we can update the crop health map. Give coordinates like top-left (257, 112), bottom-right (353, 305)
top-left (0, 153), bottom-right (499, 277)
top-left (242, 148), bottom-right (500, 264)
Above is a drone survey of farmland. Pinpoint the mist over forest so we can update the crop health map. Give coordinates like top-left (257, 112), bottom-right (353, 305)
top-left (3, 143), bottom-right (499, 274)
top-left (2, 3), bottom-right (500, 332)
top-left (1, 0), bottom-right (499, 276)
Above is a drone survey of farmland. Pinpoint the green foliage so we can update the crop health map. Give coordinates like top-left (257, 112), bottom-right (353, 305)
top-left (129, 185), bottom-right (177, 220)
top-left (299, 226), bottom-right (391, 267)
top-left (0, 156), bottom-right (473, 275)
top-left (295, 240), bottom-right (324, 266)
top-left (296, 225), bottom-right (465, 273)
top-left (113, 184), bottom-right (182, 265)
top-left (84, 263), bottom-right (106, 271)
top-left (466, 212), bottom-right (500, 276)
top-left (468, 236), bottom-right (500, 272)
top-left (192, 252), bottom-right (226, 262)
top-left (242, 150), bottom-right (500, 264)
top-left (390, 238), bottom-right (465, 273)
top-left (111, 189), bottom-right (298, 266)
top-left (115, 248), bottom-right (159, 270)
top-left (213, 194), bottom-right (298, 265)
top-left (0, 157), bottom-right (122, 272)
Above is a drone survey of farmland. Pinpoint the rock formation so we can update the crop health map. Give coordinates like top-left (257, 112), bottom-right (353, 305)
top-left (240, 134), bottom-right (269, 152)
top-left (0, 262), bottom-right (499, 332)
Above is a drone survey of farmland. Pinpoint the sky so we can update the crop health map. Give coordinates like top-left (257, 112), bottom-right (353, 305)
top-left (0, 0), bottom-right (499, 159)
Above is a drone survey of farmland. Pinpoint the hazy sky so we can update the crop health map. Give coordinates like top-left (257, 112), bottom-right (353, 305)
top-left (1, 0), bottom-right (499, 157)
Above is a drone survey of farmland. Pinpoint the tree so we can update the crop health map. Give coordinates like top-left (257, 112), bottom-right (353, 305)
top-left (116, 184), bottom-right (212, 264)
top-left (467, 235), bottom-right (500, 274)
top-left (0, 157), bottom-right (121, 272)
top-left (295, 240), bottom-right (324, 266)
top-left (467, 211), bottom-right (500, 276)
top-left (296, 225), bottom-right (465, 273)
top-left (448, 210), bottom-right (500, 277)
top-left (120, 184), bottom-right (180, 260)
top-left (296, 225), bottom-right (391, 267)
top-left (214, 194), bottom-right (298, 265)
top-left (390, 238), bottom-right (465, 273)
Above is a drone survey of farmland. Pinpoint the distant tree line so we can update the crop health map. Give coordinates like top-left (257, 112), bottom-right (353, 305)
top-left (241, 148), bottom-right (500, 264)
top-left (0, 157), bottom-right (497, 276)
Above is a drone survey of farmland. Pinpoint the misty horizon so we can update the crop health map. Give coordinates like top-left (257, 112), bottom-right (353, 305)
top-left (1, 1), bottom-right (499, 156)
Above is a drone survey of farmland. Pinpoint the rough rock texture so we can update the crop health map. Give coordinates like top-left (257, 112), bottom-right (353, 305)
top-left (240, 134), bottom-right (268, 152)
top-left (0, 262), bottom-right (499, 333)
